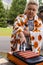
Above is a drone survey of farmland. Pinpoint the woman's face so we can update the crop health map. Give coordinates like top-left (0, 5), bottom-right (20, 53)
top-left (26, 4), bottom-right (38, 19)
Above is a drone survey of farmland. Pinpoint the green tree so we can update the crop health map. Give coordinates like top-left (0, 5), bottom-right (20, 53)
top-left (39, 0), bottom-right (42, 5)
top-left (0, 0), bottom-right (5, 22)
top-left (8, 0), bottom-right (26, 24)
top-left (0, 0), bottom-right (8, 27)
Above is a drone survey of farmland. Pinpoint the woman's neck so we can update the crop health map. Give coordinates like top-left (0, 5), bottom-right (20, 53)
top-left (27, 16), bottom-right (34, 20)
top-left (28, 17), bottom-right (34, 20)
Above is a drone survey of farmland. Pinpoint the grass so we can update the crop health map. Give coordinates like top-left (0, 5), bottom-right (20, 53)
top-left (0, 27), bottom-right (13, 36)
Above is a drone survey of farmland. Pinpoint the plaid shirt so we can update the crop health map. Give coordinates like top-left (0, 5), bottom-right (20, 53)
top-left (10, 14), bottom-right (42, 51)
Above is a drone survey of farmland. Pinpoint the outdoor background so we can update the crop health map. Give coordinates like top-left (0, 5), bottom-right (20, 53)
top-left (0, 0), bottom-right (43, 53)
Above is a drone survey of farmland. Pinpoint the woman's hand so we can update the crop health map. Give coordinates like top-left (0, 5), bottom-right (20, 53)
top-left (19, 32), bottom-right (27, 44)
top-left (23, 30), bottom-right (30, 36)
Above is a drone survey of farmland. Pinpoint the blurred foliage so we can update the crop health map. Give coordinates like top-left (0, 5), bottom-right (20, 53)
top-left (8, 0), bottom-right (26, 24)
top-left (0, 0), bottom-right (6, 22)
top-left (0, 21), bottom-right (8, 27)
top-left (39, 0), bottom-right (42, 5)
top-left (0, 0), bottom-right (8, 27)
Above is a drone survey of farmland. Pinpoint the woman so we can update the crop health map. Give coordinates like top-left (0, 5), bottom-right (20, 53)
top-left (11, 1), bottom-right (42, 51)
